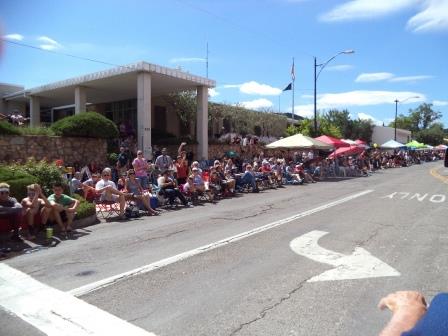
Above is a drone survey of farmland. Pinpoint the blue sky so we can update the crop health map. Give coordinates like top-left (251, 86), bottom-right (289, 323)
top-left (1, 0), bottom-right (447, 126)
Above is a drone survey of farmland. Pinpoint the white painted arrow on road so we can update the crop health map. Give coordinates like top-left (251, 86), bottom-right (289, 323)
top-left (290, 231), bottom-right (400, 282)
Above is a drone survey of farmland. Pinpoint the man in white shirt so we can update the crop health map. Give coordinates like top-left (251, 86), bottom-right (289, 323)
top-left (95, 168), bottom-right (127, 218)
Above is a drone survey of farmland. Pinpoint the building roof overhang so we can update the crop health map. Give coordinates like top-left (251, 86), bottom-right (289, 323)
top-left (3, 61), bottom-right (215, 107)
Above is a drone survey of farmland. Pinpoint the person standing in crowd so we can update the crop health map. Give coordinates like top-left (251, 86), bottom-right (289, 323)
top-left (175, 153), bottom-right (189, 186)
top-left (0, 182), bottom-right (23, 242)
top-left (132, 150), bottom-right (149, 189)
top-left (155, 148), bottom-right (173, 171)
top-left (116, 146), bottom-right (130, 177)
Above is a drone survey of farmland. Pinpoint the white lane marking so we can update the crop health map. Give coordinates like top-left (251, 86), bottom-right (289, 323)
top-left (0, 263), bottom-right (156, 336)
top-left (290, 230), bottom-right (400, 282)
top-left (69, 189), bottom-right (373, 297)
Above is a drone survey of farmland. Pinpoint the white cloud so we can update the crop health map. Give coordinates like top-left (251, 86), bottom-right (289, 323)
top-left (37, 36), bottom-right (60, 45)
top-left (320, 0), bottom-right (418, 22)
top-left (292, 90), bottom-right (424, 115)
top-left (301, 94), bottom-right (314, 99)
top-left (240, 98), bottom-right (274, 110)
top-left (389, 75), bottom-right (433, 82)
top-left (355, 72), bottom-right (395, 82)
top-left (317, 90), bottom-right (425, 107)
top-left (292, 104), bottom-right (315, 118)
top-left (3, 33), bottom-right (24, 41)
top-left (356, 72), bottom-right (433, 83)
top-left (407, 0), bottom-right (448, 32)
top-left (169, 57), bottom-right (206, 63)
top-left (325, 64), bottom-right (354, 71)
top-left (222, 81), bottom-right (281, 96)
top-left (358, 112), bottom-right (383, 125)
top-left (37, 35), bottom-right (61, 50)
top-left (208, 88), bottom-right (219, 97)
top-left (320, 0), bottom-right (448, 33)
top-left (433, 100), bottom-right (448, 106)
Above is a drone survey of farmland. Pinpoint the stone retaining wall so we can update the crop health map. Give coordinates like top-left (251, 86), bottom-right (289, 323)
top-left (0, 135), bottom-right (108, 166)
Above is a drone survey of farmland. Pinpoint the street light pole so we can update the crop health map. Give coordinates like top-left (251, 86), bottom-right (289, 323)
top-left (314, 57), bottom-right (317, 135)
top-left (393, 96), bottom-right (420, 141)
top-left (394, 99), bottom-right (399, 141)
top-left (313, 50), bottom-right (354, 136)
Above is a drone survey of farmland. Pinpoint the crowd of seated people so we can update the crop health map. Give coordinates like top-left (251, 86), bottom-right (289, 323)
top-left (2, 141), bottom-right (444, 243)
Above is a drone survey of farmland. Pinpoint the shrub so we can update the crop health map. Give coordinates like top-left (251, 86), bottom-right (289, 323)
top-left (108, 153), bottom-right (119, 166)
top-left (0, 166), bottom-right (38, 201)
top-left (73, 194), bottom-right (96, 220)
top-left (10, 159), bottom-right (67, 196)
top-left (0, 121), bottom-right (21, 135)
top-left (20, 127), bottom-right (55, 136)
top-left (51, 112), bottom-right (119, 139)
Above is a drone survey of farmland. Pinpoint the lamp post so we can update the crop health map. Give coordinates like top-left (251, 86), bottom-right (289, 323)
top-left (314, 50), bottom-right (354, 136)
top-left (394, 96), bottom-right (420, 141)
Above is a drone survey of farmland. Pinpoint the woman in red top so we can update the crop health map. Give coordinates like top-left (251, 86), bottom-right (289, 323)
top-left (175, 154), bottom-right (189, 185)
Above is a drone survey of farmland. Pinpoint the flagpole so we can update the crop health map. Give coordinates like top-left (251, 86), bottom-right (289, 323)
top-left (292, 57), bottom-right (295, 118)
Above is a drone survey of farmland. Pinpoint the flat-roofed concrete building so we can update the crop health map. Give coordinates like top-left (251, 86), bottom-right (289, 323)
top-left (0, 61), bottom-right (215, 159)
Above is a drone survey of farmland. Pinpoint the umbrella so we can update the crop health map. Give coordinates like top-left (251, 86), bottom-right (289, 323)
top-left (315, 135), bottom-right (349, 148)
top-left (435, 144), bottom-right (448, 150)
top-left (266, 133), bottom-right (334, 150)
top-left (328, 145), bottom-right (364, 159)
top-left (355, 139), bottom-right (367, 145)
top-left (341, 139), bottom-right (357, 145)
top-left (380, 139), bottom-right (406, 149)
top-left (225, 150), bottom-right (238, 158)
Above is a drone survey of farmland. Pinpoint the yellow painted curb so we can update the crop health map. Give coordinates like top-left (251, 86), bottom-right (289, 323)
top-left (430, 166), bottom-right (448, 184)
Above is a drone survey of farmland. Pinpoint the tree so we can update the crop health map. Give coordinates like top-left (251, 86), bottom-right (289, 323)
top-left (389, 103), bottom-right (442, 133)
top-left (321, 109), bottom-right (351, 137)
top-left (162, 90), bottom-right (197, 133)
top-left (388, 114), bottom-right (414, 131)
top-left (409, 103), bottom-right (442, 131)
top-left (415, 123), bottom-right (445, 146)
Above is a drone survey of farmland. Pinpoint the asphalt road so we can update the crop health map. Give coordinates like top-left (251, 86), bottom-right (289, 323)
top-left (2, 162), bottom-right (448, 336)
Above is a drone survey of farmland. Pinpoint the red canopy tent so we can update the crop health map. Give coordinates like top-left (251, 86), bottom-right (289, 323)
top-left (328, 145), bottom-right (364, 159)
top-left (315, 135), bottom-right (349, 148)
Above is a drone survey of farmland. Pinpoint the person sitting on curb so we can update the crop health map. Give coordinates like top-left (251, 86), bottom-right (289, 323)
top-left (48, 182), bottom-right (79, 238)
top-left (0, 182), bottom-right (23, 242)
top-left (21, 184), bottom-right (52, 240)
top-left (379, 291), bottom-right (448, 336)
top-left (157, 170), bottom-right (192, 209)
top-left (95, 168), bottom-right (127, 219)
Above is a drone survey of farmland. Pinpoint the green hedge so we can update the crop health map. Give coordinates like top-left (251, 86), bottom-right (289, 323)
top-left (51, 112), bottom-right (119, 138)
top-left (10, 159), bottom-right (67, 196)
top-left (0, 167), bottom-right (38, 201)
top-left (0, 121), bottom-right (22, 135)
top-left (73, 194), bottom-right (96, 220)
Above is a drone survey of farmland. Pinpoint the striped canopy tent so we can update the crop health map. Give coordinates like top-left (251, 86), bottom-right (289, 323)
top-left (266, 133), bottom-right (334, 149)
top-left (315, 135), bottom-right (349, 148)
